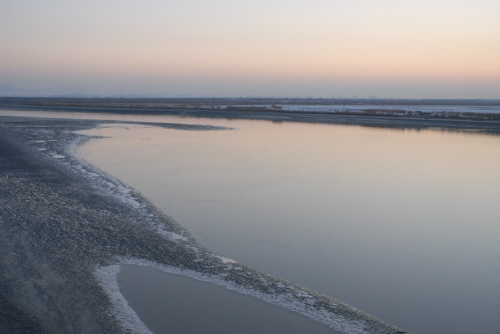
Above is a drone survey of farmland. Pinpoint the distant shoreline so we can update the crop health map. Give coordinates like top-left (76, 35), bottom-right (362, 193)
top-left (2, 97), bottom-right (500, 133)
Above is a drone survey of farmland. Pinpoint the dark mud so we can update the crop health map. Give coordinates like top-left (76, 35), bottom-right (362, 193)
top-left (0, 116), bottom-right (410, 333)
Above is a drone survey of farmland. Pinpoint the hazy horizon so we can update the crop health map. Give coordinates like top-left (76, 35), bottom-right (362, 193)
top-left (2, 0), bottom-right (499, 99)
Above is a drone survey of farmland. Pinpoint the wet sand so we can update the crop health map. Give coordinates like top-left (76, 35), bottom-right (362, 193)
top-left (0, 115), bottom-right (409, 333)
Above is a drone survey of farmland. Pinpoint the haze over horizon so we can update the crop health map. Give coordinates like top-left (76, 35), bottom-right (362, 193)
top-left (2, 0), bottom-right (499, 99)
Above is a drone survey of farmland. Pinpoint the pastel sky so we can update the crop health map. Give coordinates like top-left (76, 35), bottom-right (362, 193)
top-left (1, 0), bottom-right (499, 98)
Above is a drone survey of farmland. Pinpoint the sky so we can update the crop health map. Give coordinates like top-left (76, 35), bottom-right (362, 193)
top-left (1, 0), bottom-right (499, 98)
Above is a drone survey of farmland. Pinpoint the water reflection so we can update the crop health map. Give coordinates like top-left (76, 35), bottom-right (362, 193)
top-left (118, 265), bottom-right (339, 334)
top-left (78, 118), bottom-right (500, 334)
top-left (2, 108), bottom-right (500, 135)
top-left (2, 109), bottom-right (499, 333)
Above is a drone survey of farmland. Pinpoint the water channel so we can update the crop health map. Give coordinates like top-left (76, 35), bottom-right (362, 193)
top-left (3, 109), bottom-right (499, 333)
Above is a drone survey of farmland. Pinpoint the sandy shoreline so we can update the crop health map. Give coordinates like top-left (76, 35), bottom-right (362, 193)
top-left (0, 115), bottom-right (410, 333)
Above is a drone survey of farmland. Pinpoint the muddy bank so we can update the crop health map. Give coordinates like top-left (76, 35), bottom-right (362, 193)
top-left (0, 115), bottom-right (409, 333)
top-left (2, 101), bottom-right (500, 134)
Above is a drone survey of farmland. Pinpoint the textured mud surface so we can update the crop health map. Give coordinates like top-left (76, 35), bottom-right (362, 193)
top-left (0, 116), bottom-right (410, 333)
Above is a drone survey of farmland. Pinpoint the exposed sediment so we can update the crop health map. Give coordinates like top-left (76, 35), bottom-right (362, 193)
top-left (0, 116), bottom-right (410, 333)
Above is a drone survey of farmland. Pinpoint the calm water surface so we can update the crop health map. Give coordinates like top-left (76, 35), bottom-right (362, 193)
top-left (78, 118), bottom-right (500, 334)
top-left (117, 265), bottom-right (338, 334)
top-left (3, 109), bottom-right (499, 333)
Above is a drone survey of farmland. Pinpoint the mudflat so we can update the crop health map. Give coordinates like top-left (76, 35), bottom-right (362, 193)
top-left (0, 115), bottom-right (409, 333)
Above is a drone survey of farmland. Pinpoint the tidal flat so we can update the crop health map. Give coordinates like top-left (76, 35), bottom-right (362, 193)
top-left (0, 114), bottom-right (406, 333)
top-left (1, 106), bottom-right (500, 333)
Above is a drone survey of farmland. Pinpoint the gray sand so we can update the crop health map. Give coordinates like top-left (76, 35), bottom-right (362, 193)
top-left (0, 115), bottom-right (409, 333)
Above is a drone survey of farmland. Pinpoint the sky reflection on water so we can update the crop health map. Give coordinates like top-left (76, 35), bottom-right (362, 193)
top-left (77, 116), bottom-right (500, 333)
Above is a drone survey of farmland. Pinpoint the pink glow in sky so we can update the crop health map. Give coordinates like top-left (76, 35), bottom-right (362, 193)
top-left (1, 0), bottom-right (499, 98)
